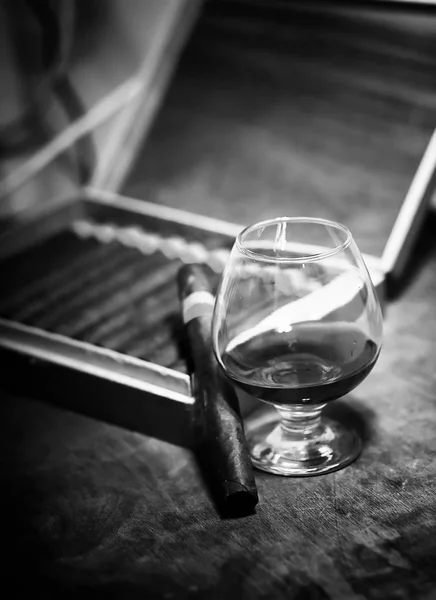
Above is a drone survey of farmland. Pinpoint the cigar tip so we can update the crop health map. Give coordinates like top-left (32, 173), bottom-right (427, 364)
top-left (221, 480), bottom-right (259, 517)
top-left (177, 262), bottom-right (213, 287)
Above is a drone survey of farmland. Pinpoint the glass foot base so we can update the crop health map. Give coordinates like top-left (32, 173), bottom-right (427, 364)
top-left (246, 409), bottom-right (362, 476)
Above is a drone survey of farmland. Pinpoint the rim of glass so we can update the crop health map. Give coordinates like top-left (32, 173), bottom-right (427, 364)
top-left (236, 216), bottom-right (353, 263)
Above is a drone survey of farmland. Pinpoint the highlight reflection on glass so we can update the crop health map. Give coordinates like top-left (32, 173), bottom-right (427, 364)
top-left (212, 217), bottom-right (383, 476)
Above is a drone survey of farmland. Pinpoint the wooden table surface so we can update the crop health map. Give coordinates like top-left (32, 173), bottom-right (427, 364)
top-left (2, 2), bottom-right (436, 598)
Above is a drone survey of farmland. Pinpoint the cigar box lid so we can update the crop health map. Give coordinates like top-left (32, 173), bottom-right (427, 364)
top-left (381, 129), bottom-right (436, 284)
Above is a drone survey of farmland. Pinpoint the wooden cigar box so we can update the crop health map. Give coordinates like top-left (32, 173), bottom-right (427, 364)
top-left (0, 165), bottom-right (432, 447)
top-left (1, 0), bottom-right (435, 448)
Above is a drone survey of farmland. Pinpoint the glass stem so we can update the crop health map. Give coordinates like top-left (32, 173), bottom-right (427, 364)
top-left (276, 405), bottom-right (325, 439)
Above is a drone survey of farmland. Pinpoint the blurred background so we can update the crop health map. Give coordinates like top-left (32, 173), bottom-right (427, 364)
top-left (1, 0), bottom-right (436, 256)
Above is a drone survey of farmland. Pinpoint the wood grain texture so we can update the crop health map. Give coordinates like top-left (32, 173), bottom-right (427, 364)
top-left (1, 2), bottom-right (436, 598)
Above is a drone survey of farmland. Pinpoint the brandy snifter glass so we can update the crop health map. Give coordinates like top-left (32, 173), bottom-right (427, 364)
top-left (212, 217), bottom-right (383, 476)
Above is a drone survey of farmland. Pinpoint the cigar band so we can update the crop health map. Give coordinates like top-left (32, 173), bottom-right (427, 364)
top-left (183, 291), bottom-right (215, 323)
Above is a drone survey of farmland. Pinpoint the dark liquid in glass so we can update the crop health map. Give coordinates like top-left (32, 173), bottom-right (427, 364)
top-left (221, 321), bottom-right (378, 405)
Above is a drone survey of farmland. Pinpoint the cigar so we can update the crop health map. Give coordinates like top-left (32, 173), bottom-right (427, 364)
top-left (148, 336), bottom-right (180, 368)
top-left (0, 230), bottom-right (83, 304)
top-left (121, 318), bottom-right (176, 360)
top-left (100, 284), bottom-right (180, 351)
top-left (83, 283), bottom-right (175, 346)
top-left (169, 358), bottom-right (189, 374)
top-left (0, 234), bottom-right (103, 317)
top-left (17, 242), bottom-right (135, 325)
top-left (74, 260), bottom-right (179, 340)
top-left (50, 253), bottom-right (175, 337)
top-left (177, 263), bottom-right (258, 517)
